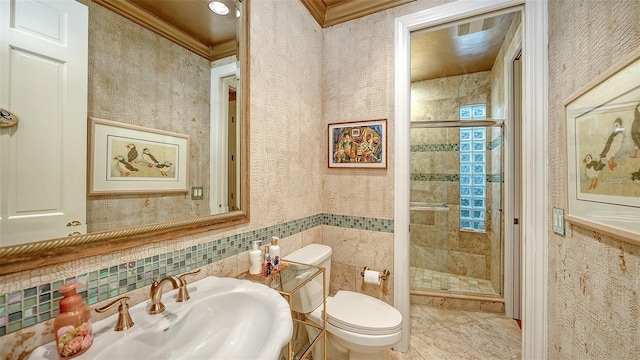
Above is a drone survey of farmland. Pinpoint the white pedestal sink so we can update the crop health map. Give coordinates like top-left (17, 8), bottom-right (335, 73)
top-left (28, 276), bottom-right (293, 360)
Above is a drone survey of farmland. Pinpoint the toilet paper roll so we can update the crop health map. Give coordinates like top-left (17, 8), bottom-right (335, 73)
top-left (363, 269), bottom-right (381, 285)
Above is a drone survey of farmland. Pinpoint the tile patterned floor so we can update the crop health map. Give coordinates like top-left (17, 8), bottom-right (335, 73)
top-left (410, 267), bottom-right (498, 296)
top-left (385, 304), bottom-right (522, 360)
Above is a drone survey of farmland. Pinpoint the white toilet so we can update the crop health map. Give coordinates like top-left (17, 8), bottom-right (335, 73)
top-left (283, 244), bottom-right (402, 360)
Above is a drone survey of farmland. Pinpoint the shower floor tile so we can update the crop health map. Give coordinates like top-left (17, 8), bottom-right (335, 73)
top-left (410, 267), bottom-right (498, 296)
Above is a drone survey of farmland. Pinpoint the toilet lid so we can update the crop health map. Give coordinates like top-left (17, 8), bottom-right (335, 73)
top-left (326, 291), bottom-right (402, 335)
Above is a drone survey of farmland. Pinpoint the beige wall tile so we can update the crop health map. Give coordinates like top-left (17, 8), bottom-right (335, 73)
top-left (448, 250), bottom-right (487, 279)
top-left (322, 226), bottom-right (394, 304)
top-left (329, 262), bottom-right (356, 297)
top-left (357, 270), bottom-right (394, 305)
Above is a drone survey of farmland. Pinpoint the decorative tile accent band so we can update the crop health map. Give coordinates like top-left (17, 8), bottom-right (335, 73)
top-left (323, 214), bottom-right (394, 232)
top-left (0, 213), bottom-right (392, 336)
top-left (410, 143), bottom-right (459, 152)
top-left (411, 174), bottom-right (502, 183)
top-left (411, 173), bottom-right (460, 182)
top-left (409, 137), bottom-right (503, 153)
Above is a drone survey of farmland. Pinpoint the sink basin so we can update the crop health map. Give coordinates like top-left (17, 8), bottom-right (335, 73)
top-left (28, 276), bottom-right (293, 360)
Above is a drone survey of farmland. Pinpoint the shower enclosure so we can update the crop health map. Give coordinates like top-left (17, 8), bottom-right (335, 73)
top-left (409, 120), bottom-right (503, 297)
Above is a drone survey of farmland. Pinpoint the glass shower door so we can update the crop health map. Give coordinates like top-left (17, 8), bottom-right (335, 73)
top-left (409, 122), bottom-right (503, 297)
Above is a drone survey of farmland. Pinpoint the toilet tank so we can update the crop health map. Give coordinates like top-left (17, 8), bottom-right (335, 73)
top-left (283, 244), bottom-right (332, 313)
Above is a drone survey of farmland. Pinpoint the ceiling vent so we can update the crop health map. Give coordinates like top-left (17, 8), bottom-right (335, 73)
top-left (457, 17), bottom-right (496, 36)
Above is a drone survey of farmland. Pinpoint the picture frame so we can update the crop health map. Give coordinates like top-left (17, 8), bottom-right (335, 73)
top-left (564, 47), bottom-right (640, 245)
top-left (88, 117), bottom-right (189, 195)
top-left (328, 119), bottom-right (387, 169)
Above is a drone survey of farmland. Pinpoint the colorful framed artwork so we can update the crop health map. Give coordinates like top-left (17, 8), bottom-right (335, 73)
top-left (88, 117), bottom-right (189, 195)
top-left (564, 47), bottom-right (640, 244)
top-left (328, 119), bottom-right (387, 169)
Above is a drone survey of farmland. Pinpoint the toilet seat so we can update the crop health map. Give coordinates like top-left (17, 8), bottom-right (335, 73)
top-left (307, 292), bottom-right (403, 349)
top-left (326, 321), bottom-right (402, 348)
top-left (326, 291), bottom-right (402, 336)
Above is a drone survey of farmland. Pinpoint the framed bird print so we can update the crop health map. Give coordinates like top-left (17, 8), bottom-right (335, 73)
top-left (564, 46), bottom-right (640, 244)
top-left (88, 117), bottom-right (189, 195)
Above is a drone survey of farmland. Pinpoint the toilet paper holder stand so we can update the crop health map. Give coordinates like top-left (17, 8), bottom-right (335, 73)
top-left (360, 267), bottom-right (389, 281)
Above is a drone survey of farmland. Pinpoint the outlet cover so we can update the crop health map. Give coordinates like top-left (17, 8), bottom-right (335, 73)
top-left (552, 207), bottom-right (565, 236)
top-left (191, 186), bottom-right (204, 200)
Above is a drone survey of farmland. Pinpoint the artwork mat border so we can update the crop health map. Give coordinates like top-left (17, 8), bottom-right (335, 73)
top-left (328, 119), bottom-right (388, 169)
top-left (88, 117), bottom-right (189, 195)
top-left (573, 99), bottom-right (640, 207)
top-left (563, 46), bottom-right (640, 245)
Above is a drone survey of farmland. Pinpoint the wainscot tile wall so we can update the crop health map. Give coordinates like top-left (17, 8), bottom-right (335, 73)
top-left (0, 213), bottom-right (393, 337)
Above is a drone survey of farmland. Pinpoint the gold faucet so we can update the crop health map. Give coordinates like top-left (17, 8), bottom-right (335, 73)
top-left (95, 296), bottom-right (134, 331)
top-left (148, 275), bottom-right (181, 315)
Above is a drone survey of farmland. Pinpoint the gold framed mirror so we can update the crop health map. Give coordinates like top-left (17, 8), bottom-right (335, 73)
top-left (0, 0), bottom-right (250, 275)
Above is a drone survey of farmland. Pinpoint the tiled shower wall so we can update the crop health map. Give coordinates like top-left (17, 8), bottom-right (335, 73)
top-left (409, 72), bottom-right (497, 283)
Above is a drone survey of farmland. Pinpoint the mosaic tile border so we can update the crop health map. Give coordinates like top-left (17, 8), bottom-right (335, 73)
top-left (411, 173), bottom-right (459, 182)
top-left (411, 173), bottom-right (502, 183)
top-left (410, 143), bottom-right (459, 152)
top-left (0, 213), bottom-right (392, 336)
top-left (409, 136), bottom-right (503, 153)
top-left (323, 214), bottom-right (393, 232)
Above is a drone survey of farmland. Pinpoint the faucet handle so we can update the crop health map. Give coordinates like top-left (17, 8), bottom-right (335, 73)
top-left (95, 296), bottom-right (134, 331)
top-left (177, 268), bottom-right (201, 302)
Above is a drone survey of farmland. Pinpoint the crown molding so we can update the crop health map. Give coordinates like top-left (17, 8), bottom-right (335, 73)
top-left (300, 0), bottom-right (415, 28)
top-left (92, 0), bottom-right (214, 60)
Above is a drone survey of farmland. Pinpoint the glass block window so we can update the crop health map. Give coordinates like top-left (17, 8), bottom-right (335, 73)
top-left (459, 104), bottom-right (486, 231)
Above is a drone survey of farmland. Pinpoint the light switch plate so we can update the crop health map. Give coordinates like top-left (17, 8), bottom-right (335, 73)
top-left (191, 186), bottom-right (204, 200)
top-left (552, 207), bottom-right (566, 236)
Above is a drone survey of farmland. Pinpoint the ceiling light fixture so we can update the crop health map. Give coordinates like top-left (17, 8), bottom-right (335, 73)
top-left (208, 1), bottom-right (229, 15)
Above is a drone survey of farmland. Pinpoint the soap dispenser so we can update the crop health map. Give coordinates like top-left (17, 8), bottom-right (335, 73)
top-left (249, 241), bottom-right (263, 275)
top-left (270, 237), bottom-right (281, 270)
top-left (53, 283), bottom-right (93, 359)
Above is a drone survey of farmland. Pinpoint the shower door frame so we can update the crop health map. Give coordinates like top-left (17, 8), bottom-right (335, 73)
top-left (393, 0), bottom-right (549, 358)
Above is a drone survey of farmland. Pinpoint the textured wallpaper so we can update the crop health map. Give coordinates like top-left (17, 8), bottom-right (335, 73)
top-left (86, 1), bottom-right (212, 232)
top-left (249, 0), bottom-right (324, 226)
top-left (547, 0), bottom-right (640, 358)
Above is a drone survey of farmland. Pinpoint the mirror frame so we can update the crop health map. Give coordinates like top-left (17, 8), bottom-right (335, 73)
top-left (0, 0), bottom-right (250, 276)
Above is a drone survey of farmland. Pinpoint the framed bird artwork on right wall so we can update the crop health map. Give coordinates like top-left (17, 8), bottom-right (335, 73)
top-left (564, 46), bottom-right (640, 245)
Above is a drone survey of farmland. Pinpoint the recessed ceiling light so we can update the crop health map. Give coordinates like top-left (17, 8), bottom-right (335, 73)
top-left (209, 1), bottom-right (229, 15)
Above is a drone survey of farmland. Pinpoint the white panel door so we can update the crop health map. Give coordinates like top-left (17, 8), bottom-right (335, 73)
top-left (0, 0), bottom-right (88, 246)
